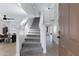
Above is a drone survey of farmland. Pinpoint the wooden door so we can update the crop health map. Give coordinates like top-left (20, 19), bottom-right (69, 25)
top-left (59, 3), bottom-right (79, 56)
top-left (59, 3), bottom-right (70, 56)
top-left (68, 4), bottom-right (79, 55)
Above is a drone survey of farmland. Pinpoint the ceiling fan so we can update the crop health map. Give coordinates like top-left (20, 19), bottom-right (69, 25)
top-left (3, 15), bottom-right (15, 20)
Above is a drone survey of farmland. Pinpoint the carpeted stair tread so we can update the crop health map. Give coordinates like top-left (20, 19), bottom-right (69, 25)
top-left (26, 36), bottom-right (40, 40)
top-left (25, 39), bottom-right (40, 42)
top-left (20, 47), bottom-right (43, 56)
top-left (27, 33), bottom-right (40, 36)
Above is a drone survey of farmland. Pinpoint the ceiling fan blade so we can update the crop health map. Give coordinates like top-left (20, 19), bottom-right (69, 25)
top-left (3, 18), bottom-right (7, 20)
top-left (3, 15), bottom-right (15, 20)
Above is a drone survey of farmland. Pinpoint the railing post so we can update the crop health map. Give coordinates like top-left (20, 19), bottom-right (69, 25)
top-left (39, 12), bottom-right (47, 54)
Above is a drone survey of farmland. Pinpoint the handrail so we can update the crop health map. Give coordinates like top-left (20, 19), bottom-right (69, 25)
top-left (20, 17), bottom-right (28, 26)
top-left (23, 18), bottom-right (29, 26)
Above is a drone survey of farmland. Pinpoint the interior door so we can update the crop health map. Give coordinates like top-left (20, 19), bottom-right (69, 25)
top-left (59, 3), bottom-right (79, 56)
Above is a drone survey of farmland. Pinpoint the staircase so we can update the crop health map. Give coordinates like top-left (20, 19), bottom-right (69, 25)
top-left (20, 17), bottom-right (43, 56)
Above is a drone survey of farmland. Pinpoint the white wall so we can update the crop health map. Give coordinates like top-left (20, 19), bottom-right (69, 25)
top-left (21, 3), bottom-right (40, 17)
top-left (0, 20), bottom-right (18, 34)
top-left (0, 20), bottom-right (3, 34)
top-left (52, 4), bottom-right (59, 45)
top-left (43, 8), bottom-right (55, 26)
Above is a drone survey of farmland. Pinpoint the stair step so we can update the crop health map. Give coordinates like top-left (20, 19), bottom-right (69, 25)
top-left (26, 36), bottom-right (40, 40)
top-left (28, 32), bottom-right (40, 35)
top-left (27, 34), bottom-right (40, 38)
top-left (30, 26), bottom-right (39, 29)
top-left (30, 29), bottom-right (40, 32)
top-left (29, 30), bottom-right (40, 33)
top-left (22, 41), bottom-right (41, 48)
top-left (21, 47), bottom-right (42, 52)
top-left (27, 33), bottom-right (40, 36)
top-left (29, 31), bottom-right (40, 33)
top-left (23, 41), bottom-right (40, 44)
top-left (25, 39), bottom-right (40, 42)
top-left (20, 47), bottom-right (43, 56)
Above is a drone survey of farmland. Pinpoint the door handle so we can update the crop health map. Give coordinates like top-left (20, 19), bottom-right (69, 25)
top-left (57, 36), bottom-right (61, 39)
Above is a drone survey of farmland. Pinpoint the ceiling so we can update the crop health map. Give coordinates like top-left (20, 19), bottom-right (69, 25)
top-left (0, 3), bottom-right (58, 22)
top-left (20, 3), bottom-right (39, 17)
top-left (0, 3), bottom-right (27, 20)
top-left (21, 3), bottom-right (58, 17)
